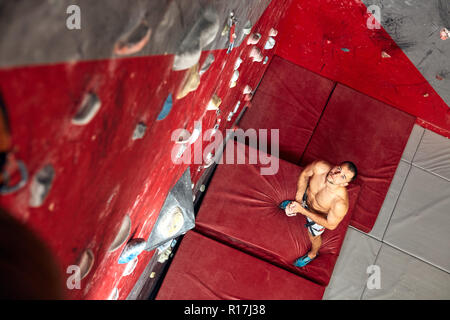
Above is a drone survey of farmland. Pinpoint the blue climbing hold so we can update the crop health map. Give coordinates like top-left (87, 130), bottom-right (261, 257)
top-left (157, 93), bottom-right (173, 121)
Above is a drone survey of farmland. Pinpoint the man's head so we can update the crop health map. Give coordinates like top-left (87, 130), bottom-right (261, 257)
top-left (326, 161), bottom-right (357, 187)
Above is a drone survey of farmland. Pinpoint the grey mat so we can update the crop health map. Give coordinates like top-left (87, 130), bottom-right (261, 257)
top-left (369, 160), bottom-right (411, 241)
top-left (401, 124), bottom-right (424, 163)
top-left (413, 129), bottom-right (450, 181)
top-left (323, 228), bottom-right (382, 300)
top-left (384, 166), bottom-right (450, 273)
top-left (362, 244), bottom-right (450, 300)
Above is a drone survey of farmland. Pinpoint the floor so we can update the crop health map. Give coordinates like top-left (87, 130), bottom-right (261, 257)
top-left (324, 124), bottom-right (450, 299)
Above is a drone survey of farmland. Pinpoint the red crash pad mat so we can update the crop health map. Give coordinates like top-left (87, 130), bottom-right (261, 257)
top-left (239, 55), bottom-right (336, 163)
top-left (195, 140), bottom-right (360, 286)
top-left (300, 84), bottom-right (416, 233)
top-left (156, 231), bottom-right (325, 300)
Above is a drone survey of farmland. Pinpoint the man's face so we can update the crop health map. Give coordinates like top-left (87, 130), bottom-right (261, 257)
top-left (326, 164), bottom-right (354, 186)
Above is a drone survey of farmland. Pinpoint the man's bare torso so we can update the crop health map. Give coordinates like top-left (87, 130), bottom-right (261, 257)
top-left (305, 166), bottom-right (348, 216)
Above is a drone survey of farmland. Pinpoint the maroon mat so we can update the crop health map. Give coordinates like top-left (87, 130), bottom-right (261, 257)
top-left (301, 84), bottom-right (416, 232)
top-left (239, 55), bottom-right (336, 163)
top-left (156, 231), bottom-right (325, 300)
top-left (195, 140), bottom-right (360, 286)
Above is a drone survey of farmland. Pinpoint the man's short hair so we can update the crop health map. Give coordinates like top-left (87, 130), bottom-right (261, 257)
top-left (340, 161), bottom-right (357, 182)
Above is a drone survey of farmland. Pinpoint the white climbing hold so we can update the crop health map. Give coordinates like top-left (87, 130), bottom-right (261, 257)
top-left (264, 37), bottom-right (276, 50)
top-left (132, 123), bottom-right (147, 140)
top-left (269, 28), bottom-right (278, 37)
top-left (243, 21), bottom-right (252, 35)
top-left (77, 249), bottom-right (95, 280)
top-left (263, 56), bottom-right (269, 64)
top-left (249, 47), bottom-right (263, 62)
top-left (29, 165), bottom-right (55, 208)
top-left (230, 70), bottom-right (239, 87)
top-left (72, 92), bottom-right (101, 126)
top-left (122, 257), bottom-right (139, 277)
top-left (109, 215), bottom-right (132, 252)
top-left (233, 101), bottom-right (241, 114)
top-left (234, 57), bottom-right (243, 70)
top-left (247, 33), bottom-right (261, 45)
top-left (243, 85), bottom-right (252, 95)
top-left (157, 206), bottom-right (185, 238)
top-left (173, 9), bottom-right (219, 71)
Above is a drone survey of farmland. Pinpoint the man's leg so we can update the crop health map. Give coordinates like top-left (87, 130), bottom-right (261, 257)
top-left (307, 232), bottom-right (322, 259)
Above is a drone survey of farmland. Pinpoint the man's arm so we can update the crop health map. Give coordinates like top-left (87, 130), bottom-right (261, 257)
top-left (294, 162), bottom-right (316, 203)
top-left (294, 199), bottom-right (348, 231)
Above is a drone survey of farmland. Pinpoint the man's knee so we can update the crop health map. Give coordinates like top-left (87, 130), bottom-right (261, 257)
top-left (308, 232), bottom-right (321, 242)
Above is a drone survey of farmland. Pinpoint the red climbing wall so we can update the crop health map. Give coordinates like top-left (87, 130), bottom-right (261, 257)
top-left (276, 0), bottom-right (450, 137)
top-left (0, 0), bottom-right (291, 300)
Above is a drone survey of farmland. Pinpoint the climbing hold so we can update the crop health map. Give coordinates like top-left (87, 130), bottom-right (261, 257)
top-left (230, 70), bottom-right (239, 88)
top-left (207, 94), bottom-right (222, 111)
top-left (243, 20), bottom-right (252, 35)
top-left (122, 257), bottom-right (139, 276)
top-left (118, 238), bottom-right (146, 264)
top-left (243, 85), bottom-right (252, 95)
top-left (157, 206), bottom-right (185, 238)
top-left (29, 164), bottom-right (54, 208)
top-left (233, 101), bottom-right (241, 114)
top-left (0, 159), bottom-right (28, 195)
top-left (132, 123), bottom-right (147, 140)
top-left (72, 92), bottom-right (101, 126)
top-left (269, 28), bottom-right (278, 37)
top-left (231, 70), bottom-right (239, 82)
top-left (423, 93), bottom-right (429, 98)
top-left (150, 272), bottom-right (156, 279)
top-left (77, 249), bottom-right (95, 280)
top-left (174, 121), bottom-right (202, 145)
top-left (341, 48), bottom-right (350, 52)
top-left (157, 94), bottom-right (173, 121)
top-left (173, 9), bottom-right (219, 71)
top-left (263, 56), bottom-right (269, 64)
top-left (247, 33), bottom-right (261, 45)
top-left (199, 184), bottom-right (206, 192)
top-left (234, 57), bottom-right (243, 70)
top-left (264, 37), bottom-right (276, 50)
top-left (114, 20), bottom-right (152, 56)
top-left (176, 63), bottom-right (200, 99)
top-left (244, 93), bottom-right (253, 102)
top-left (109, 215), bottom-right (132, 253)
top-left (249, 47), bottom-right (264, 62)
top-left (199, 53), bottom-right (215, 76)
top-left (440, 28), bottom-right (450, 40)
top-left (381, 51), bottom-right (391, 58)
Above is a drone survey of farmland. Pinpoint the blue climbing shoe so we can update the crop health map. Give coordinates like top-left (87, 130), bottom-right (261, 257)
top-left (293, 254), bottom-right (316, 268)
top-left (279, 200), bottom-right (293, 210)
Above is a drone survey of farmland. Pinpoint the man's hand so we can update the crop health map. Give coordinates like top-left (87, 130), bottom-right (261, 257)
top-left (285, 201), bottom-right (303, 217)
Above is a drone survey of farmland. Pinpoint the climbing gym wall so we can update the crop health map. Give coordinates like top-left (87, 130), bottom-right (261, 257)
top-left (0, 0), bottom-right (291, 299)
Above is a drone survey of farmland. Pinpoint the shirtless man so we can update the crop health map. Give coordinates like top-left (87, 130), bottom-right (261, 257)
top-left (279, 160), bottom-right (357, 267)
